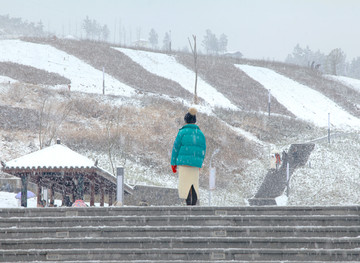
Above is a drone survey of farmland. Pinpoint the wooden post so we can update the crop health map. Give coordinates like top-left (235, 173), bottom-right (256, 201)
top-left (20, 173), bottom-right (28, 207)
top-left (268, 89), bottom-right (271, 117)
top-left (102, 67), bottom-right (105, 95)
top-left (188, 35), bottom-right (198, 104)
top-left (90, 176), bottom-right (95, 207)
top-left (328, 113), bottom-right (331, 143)
top-left (37, 177), bottom-right (42, 207)
top-left (100, 184), bottom-right (105, 207)
top-left (75, 173), bottom-right (84, 200)
top-left (61, 172), bottom-right (66, 206)
top-left (108, 188), bottom-right (113, 206)
top-left (62, 191), bottom-right (66, 207)
top-left (49, 183), bottom-right (55, 207)
top-left (72, 173), bottom-right (76, 202)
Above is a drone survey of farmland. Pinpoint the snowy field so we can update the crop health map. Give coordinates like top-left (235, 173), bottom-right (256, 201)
top-left (0, 191), bottom-right (39, 208)
top-left (0, 39), bottom-right (135, 97)
top-left (236, 64), bottom-right (360, 130)
top-left (1, 39), bottom-right (360, 206)
top-left (0, 75), bottom-right (16, 83)
top-left (0, 191), bottom-right (66, 208)
top-left (0, 191), bottom-right (110, 208)
top-left (114, 47), bottom-right (238, 111)
top-left (326, 74), bottom-right (360, 92)
top-left (1, 39), bottom-right (359, 132)
top-left (0, 39), bottom-right (258, 144)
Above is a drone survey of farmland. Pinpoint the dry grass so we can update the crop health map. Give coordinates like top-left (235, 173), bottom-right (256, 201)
top-left (1, 37), bottom-right (345, 189)
top-left (247, 59), bottom-right (360, 118)
top-left (0, 61), bottom-right (70, 85)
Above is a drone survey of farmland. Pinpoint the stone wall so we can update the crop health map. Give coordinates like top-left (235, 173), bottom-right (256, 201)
top-left (124, 185), bottom-right (182, 206)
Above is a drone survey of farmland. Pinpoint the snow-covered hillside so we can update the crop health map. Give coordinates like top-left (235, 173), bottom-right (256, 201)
top-left (1, 39), bottom-right (359, 132)
top-left (236, 64), bottom-right (360, 130)
top-left (114, 47), bottom-right (238, 111)
top-left (1, 38), bottom-right (360, 206)
top-left (0, 39), bottom-right (134, 96)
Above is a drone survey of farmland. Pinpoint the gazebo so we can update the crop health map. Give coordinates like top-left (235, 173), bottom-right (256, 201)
top-left (1, 140), bottom-right (132, 207)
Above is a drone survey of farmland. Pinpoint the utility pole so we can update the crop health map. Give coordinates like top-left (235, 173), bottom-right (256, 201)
top-left (169, 30), bottom-right (172, 52)
top-left (188, 35), bottom-right (198, 104)
top-left (268, 89), bottom-right (271, 117)
top-left (102, 67), bottom-right (105, 95)
top-left (286, 163), bottom-right (290, 197)
top-left (328, 113), bottom-right (331, 143)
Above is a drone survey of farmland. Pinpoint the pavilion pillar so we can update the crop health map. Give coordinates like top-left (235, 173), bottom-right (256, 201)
top-left (75, 173), bottom-right (84, 200)
top-left (108, 187), bottom-right (113, 206)
top-left (90, 176), bottom-right (95, 207)
top-left (20, 173), bottom-right (28, 207)
top-left (49, 183), bottom-right (55, 207)
top-left (72, 175), bottom-right (76, 203)
top-left (62, 187), bottom-right (66, 207)
top-left (100, 184), bottom-right (105, 207)
top-left (61, 172), bottom-right (66, 206)
top-left (37, 176), bottom-right (42, 207)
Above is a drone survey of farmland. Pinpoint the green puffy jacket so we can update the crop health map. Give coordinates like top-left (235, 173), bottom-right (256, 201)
top-left (171, 124), bottom-right (206, 168)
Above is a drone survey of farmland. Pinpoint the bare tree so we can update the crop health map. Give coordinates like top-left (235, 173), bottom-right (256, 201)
top-left (104, 108), bottom-right (129, 175)
top-left (148, 28), bottom-right (158, 49)
top-left (188, 35), bottom-right (198, 104)
top-left (38, 97), bottom-right (73, 149)
top-left (327, 48), bottom-right (346, 75)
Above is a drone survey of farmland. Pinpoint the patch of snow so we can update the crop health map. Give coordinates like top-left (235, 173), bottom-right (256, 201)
top-left (0, 191), bottom-right (108, 208)
top-left (113, 47), bottom-right (238, 111)
top-left (0, 191), bottom-right (39, 207)
top-left (236, 64), bottom-right (360, 130)
top-left (288, 134), bottom-right (360, 205)
top-left (222, 120), bottom-right (268, 146)
top-left (0, 39), bottom-right (135, 97)
top-left (0, 75), bottom-right (16, 83)
top-left (5, 144), bottom-right (94, 168)
top-left (63, 35), bottom-right (78, 40)
top-left (325, 74), bottom-right (360, 92)
top-left (275, 194), bottom-right (288, 206)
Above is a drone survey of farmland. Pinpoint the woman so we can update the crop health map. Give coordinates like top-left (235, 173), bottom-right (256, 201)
top-left (171, 107), bottom-right (206, 205)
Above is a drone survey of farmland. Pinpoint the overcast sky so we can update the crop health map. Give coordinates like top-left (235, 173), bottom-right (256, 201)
top-left (1, 0), bottom-right (359, 61)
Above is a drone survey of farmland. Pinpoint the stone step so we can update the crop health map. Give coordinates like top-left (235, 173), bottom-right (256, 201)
top-left (1, 248), bottom-right (359, 261)
top-left (1, 206), bottom-right (359, 217)
top-left (249, 198), bottom-right (277, 206)
top-left (2, 261), bottom-right (359, 263)
top-left (2, 225), bottom-right (360, 239)
top-left (2, 236), bottom-right (360, 250)
top-left (1, 214), bottom-right (359, 228)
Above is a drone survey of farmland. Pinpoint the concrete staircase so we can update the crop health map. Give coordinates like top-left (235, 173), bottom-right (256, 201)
top-left (250, 144), bottom-right (315, 206)
top-left (1, 206), bottom-right (360, 262)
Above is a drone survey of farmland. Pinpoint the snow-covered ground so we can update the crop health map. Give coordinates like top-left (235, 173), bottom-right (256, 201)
top-left (0, 75), bottom-right (16, 83)
top-left (1, 39), bottom-right (359, 132)
top-left (288, 133), bottom-right (360, 205)
top-left (114, 47), bottom-right (238, 111)
top-left (1, 39), bottom-right (360, 206)
top-left (0, 39), bottom-right (135, 97)
top-left (0, 191), bottom-right (39, 208)
top-left (236, 64), bottom-right (360, 130)
top-left (0, 191), bottom-right (109, 208)
top-left (326, 74), bottom-right (360, 92)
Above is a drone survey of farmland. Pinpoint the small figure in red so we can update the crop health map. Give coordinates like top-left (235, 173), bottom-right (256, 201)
top-left (275, 153), bottom-right (281, 170)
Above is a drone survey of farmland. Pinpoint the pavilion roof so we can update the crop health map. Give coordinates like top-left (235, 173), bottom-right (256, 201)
top-left (2, 143), bottom-right (133, 195)
top-left (4, 143), bottom-right (94, 170)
